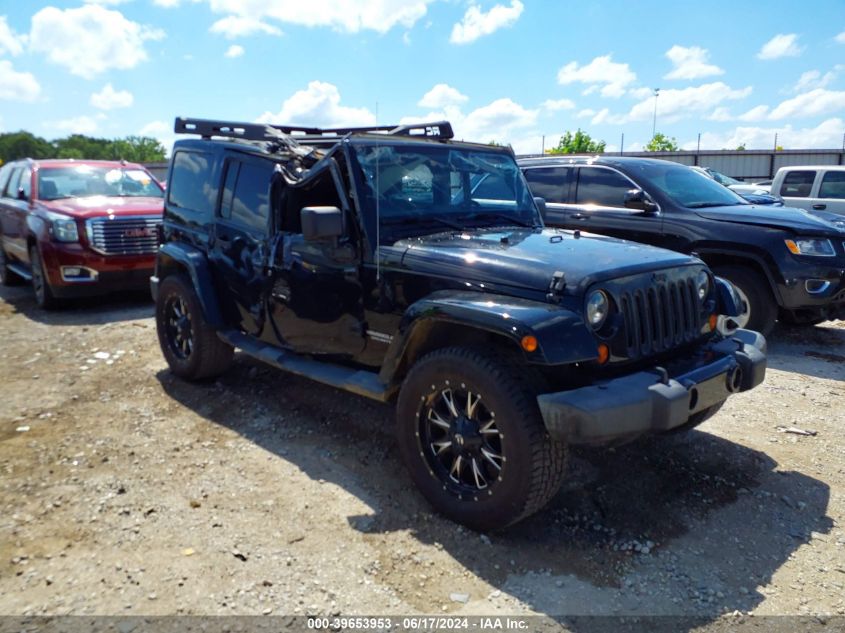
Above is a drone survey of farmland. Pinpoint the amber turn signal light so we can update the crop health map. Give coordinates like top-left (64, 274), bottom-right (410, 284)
top-left (521, 335), bottom-right (538, 352)
top-left (709, 313), bottom-right (718, 331)
top-left (597, 343), bottom-right (610, 364)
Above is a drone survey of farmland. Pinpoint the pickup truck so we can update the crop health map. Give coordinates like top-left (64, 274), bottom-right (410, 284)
top-left (770, 165), bottom-right (845, 216)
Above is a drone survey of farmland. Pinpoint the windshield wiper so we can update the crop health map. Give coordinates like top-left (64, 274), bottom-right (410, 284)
top-left (687, 201), bottom-right (746, 209)
top-left (466, 211), bottom-right (536, 228)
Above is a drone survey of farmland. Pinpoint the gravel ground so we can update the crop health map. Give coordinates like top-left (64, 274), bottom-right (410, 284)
top-left (0, 284), bottom-right (844, 629)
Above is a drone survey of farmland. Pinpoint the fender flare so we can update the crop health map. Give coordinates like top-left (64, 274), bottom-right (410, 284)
top-left (379, 290), bottom-right (599, 384)
top-left (155, 242), bottom-right (225, 327)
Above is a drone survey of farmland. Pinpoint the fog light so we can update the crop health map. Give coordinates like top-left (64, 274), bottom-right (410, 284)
top-left (805, 279), bottom-right (831, 294)
top-left (60, 266), bottom-right (97, 282)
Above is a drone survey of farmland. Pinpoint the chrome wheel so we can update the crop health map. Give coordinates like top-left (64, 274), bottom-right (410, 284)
top-left (164, 295), bottom-right (193, 360)
top-left (732, 284), bottom-right (751, 329)
top-left (420, 384), bottom-right (504, 495)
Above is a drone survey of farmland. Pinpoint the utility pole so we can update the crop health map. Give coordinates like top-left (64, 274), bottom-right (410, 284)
top-left (620, 132), bottom-right (624, 155)
top-left (651, 88), bottom-right (660, 139)
top-left (541, 135), bottom-right (545, 154)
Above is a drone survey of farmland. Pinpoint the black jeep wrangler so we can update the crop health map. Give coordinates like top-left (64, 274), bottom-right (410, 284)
top-left (152, 118), bottom-right (766, 531)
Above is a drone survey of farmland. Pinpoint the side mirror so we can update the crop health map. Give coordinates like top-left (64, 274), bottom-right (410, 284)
top-left (533, 196), bottom-right (547, 221)
top-left (17, 188), bottom-right (29, 202)
top-left (301, 206), bottom-right (343, 241)
top-left (623, 189), bottom-right (657, 213)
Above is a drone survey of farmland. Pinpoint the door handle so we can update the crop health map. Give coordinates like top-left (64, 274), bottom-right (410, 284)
top-left (570, 213), bottom-right (589, 220)
top-left (812, 204), bottom-right (827, 210)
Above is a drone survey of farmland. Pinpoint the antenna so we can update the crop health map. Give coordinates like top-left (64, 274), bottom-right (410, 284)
top-left (375, 101), bottom-right (381, 282)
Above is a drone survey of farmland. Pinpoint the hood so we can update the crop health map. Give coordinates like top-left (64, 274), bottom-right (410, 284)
top-left (39, 196), bottom-right (164, 219)
top-left (693, 204), bottom-right (844, 235)
top-left (384, 228), bottom-right (698, 295)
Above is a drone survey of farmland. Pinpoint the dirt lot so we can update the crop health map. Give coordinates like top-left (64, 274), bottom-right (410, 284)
top-left (1, 284), bottom-right (844, 627)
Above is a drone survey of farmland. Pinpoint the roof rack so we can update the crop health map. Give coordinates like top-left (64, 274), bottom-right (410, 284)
top-left (174, 117), bottom-right (454, 142)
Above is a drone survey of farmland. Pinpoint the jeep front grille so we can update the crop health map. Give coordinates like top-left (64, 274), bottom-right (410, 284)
top-left (86, 216), bottom-right (161, 256)
top-left (616, 272), bottom-right (702, 359)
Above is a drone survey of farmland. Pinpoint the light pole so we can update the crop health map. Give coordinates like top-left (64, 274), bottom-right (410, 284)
top-left (651, 88), bottom-right (660, 140)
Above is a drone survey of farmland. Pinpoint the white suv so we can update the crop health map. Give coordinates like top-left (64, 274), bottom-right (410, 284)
top-left (770, 165), bottom-right (845, 216)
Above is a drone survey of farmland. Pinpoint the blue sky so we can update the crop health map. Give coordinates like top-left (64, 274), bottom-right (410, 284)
top-left (1, 0), bottom-right (844, 155)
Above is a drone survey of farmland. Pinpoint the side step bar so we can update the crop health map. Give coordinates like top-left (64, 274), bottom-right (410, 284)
top-left (8, 263), bottom-right (33, 281)
top-left (218, 330), bottom-right (390, 402)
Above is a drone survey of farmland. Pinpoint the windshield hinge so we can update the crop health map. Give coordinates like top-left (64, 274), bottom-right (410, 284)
top-left (546, 271), bottom-right (566, 302)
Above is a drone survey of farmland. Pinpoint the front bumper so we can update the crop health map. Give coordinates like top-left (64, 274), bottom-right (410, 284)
top-left (537, 329), bottom-right (767, 445)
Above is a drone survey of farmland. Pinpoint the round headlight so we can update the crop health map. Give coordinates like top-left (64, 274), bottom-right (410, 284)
top-left (586, 290), bottom-right (609, 329)
top-left (695, 270), bottom-right (710, 301)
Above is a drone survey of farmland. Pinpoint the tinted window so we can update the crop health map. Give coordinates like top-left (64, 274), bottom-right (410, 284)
top-left (19, 168), bottom-right (31, 199)
top-left (779, 170), bottom-right (815, 198)
top-left (168, 151), bottom-right (215, 215)
top-left (4, 168), bottom-right (22, 198)
top-left (819, 171), bottom-right (845, 199)
top-left (575, 167), bottom-right (632, 207)
top-left (472, 173), bottom-right (515, 200)
top-left (219, 161), bottom-right (239, 219)
top-left (0, 164), bottom-right (13, 196)
top-left (523, 167), bottom-right (571, 203)
top-left (226, 161), bottom-right (273, 233)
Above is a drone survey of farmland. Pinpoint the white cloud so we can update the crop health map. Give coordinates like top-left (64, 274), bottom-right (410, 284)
top-left (663, 45), bottom-right (723, 80)
top-left (685, 118), bottom-right (845, 150)
top-left (256, 80), bottom-right (376, 127)
top-left (0, 16), bottom-right (26, 56)
top-left (624, 82), bottom-right (752, 124)
top-left (769, 88), bottom-right (845, 120)
top-left (207, 0), bottom-right (435, 34)
top-left (541, 98), bottom-right (576, 112)
top-left (45, 115), bottom-right (101, 135)
top-left (706, 107), bottom-right (733, 122)
top-left (836, 31), bottom-right (845, 44)
top-left (210, 16), bottom-right (282, 38)
top-left (557, 55), bottom-right (636, 99)
top-left (736, 105), bottom-right (769, 122)
top-left (449, 0), bottom-right (524, 45)
top-left (153, 0), bottom-right (202, 6)
top-left (794, 66), bottom-right (842, 92)
top-left (0, 60), bottom-right (41, 102)
top-left (627, 87), bottom-right (654, 99)
top-left (83, 0), bottom-right (133, 4)
top-left (90, 83), bottom-right (134, 110)
top-left (139, 120), bottom-right (176, 156)
top-left (757, 33), bottom-right (802, 60)
top-left (576, 108), bottom-right (595, 119)
top-left (29, 5), bottom-right (164, 79)
top-left (418, 84), bottom-right (468, 109)
top-left (224, 44), bottom-right (244, 58)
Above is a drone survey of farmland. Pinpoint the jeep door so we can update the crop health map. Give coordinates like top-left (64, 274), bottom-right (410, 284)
top-left (209, 155), bottom-right (274, 335)
top-left (267, 184), bottom-right (366, 357)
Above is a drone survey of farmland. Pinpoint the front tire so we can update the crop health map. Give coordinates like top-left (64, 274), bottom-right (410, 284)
top-left (29, 245), bottom-right (58, 309)
top-left (713, 265), bottom-right (777, 336)
top-left (396, 347), bottom-right (567, 531)
top-left (156, 273), bottom-right (233, 381)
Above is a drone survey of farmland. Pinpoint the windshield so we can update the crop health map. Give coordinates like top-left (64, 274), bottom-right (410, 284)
top-left (709, 169), bottom-right (742, 186)
top-left (645, 163), bottom-right (748, 208)
top-left (37, 166), bottom-right (164, 200)
top-left (353, 144), bottom-right (539, 239)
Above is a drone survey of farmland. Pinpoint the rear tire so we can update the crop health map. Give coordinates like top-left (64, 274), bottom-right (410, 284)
top-left (29, 245), bottom-right (58, 309)
top-left (396, 346), bottom-right (567, 531)
top-left (156, 273), bottom-right (233, 381)
top-left (713, 265), bottom-right (777, 336)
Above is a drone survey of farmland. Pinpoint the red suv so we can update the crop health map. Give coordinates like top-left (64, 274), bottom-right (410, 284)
top-left (0, 159), bottom-right (164, 308)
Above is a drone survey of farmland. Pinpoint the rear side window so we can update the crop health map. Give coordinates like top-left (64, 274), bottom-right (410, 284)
top-left (0, 164), bottom-right (13, 196)
top-left (575, 167), bottom-right (632, 207)
top-left (18, 168), bottom-right (32, 199)
top-left (523, 167), bottom-right (571, 203)
top-left (779, 170), bottom-right (815, 198)
top-left (168, 150), bottom-right (215, 214)
top-left (3, 168), bottom-right (22, 198)
top-left (220, 160), bottom-right (273, 233)
top-left (819, 171), bottom-right (845, 199)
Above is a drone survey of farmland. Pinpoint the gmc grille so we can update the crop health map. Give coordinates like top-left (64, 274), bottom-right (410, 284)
top-left (614, 271), bottom-right (703, 359)
top-left (86, 216), bottom-right (160, 256)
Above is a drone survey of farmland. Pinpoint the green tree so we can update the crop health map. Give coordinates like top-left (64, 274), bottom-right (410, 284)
top-left (645, 133), bottom-right (679, 152)
top-left (0, 131), bottom-right (54, 162)
top-left (547, 129), bottom-right (606, 154)
top-left (110, 136), bottom-right (167, 162)
top-left (735, 144), bottom-right (746, 151)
